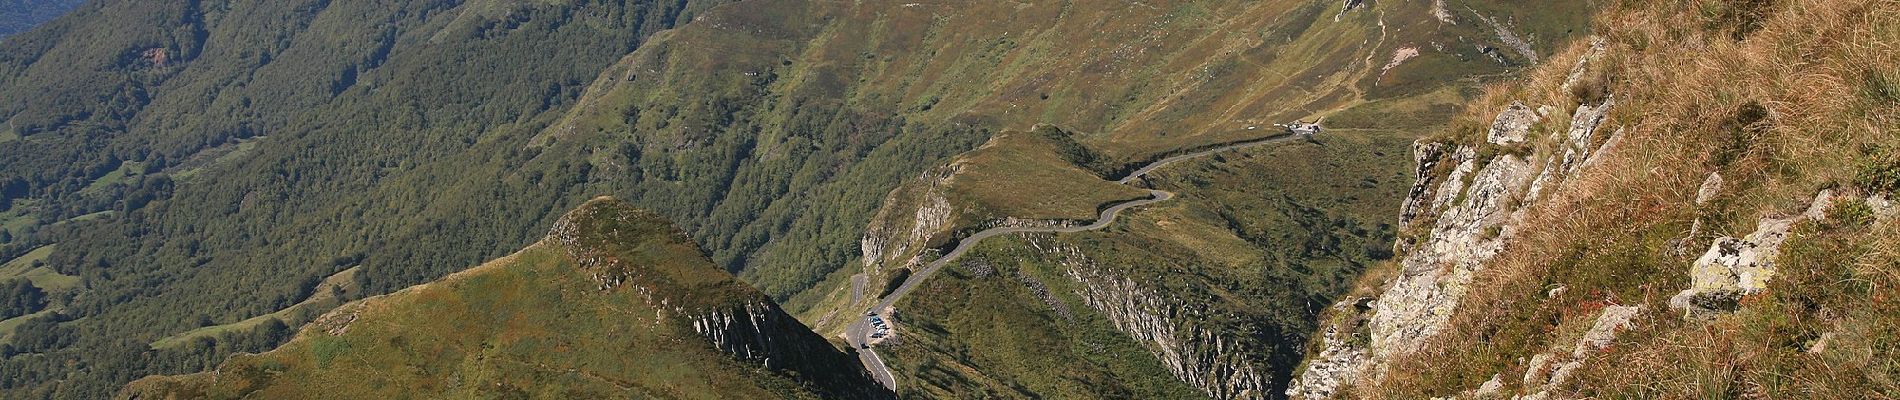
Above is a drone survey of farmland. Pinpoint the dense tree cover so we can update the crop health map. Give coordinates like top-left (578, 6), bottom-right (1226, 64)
top-left (0, 279), bottom-right (45, 319)
top-left (0, 311), bottom-right (293, 394)
top-left (0, 0), bottom-right (737, 397)
top-left (0, 0), bottom-right (993, 397)
top-left (0, 0), bottom-right (84, 38)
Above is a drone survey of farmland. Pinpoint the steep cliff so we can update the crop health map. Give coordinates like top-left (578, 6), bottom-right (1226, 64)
top-left (1052, 239), bottom-right (1275, 399)
top-left (119, 198), bottom-right (889, 399)
top-left (1290, 67), bottom-right (1622, 395)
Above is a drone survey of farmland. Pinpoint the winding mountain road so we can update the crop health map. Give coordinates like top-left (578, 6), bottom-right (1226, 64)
top-left (845, 133), bottom-right (1300, 391)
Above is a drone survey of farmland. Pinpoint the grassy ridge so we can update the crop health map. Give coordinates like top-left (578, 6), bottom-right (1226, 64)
top-left (123, 244), bottom-right (824, 399)
top-left (148, 267), bottom-right (358, 350)
top-left (121, 199), bottom-right (874, 399)
top-left (945, 126), bottom-right (1150, 223)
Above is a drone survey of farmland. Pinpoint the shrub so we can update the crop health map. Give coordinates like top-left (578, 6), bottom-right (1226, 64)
top-left (1856, 147), bottom-right (1900, 193)
top-left (1825, 198), bottom-right (1875, 229)
top-left (879, 268), bottom-right (913, 298)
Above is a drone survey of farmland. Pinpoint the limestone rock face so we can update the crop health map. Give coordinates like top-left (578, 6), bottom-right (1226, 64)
top-left (1289, 44), bottom-right (1622, 395)
top-left (1288, 324), bottom-right (1371, 400)
top-left (1528, 96), bottom-right (1618, 201)
top-left (1557, 97), bottom-right (1615, 172)
top-left (1487, 102), bottom-right (1538, 145)
top-left (688, 299), bottom-right (841, 371)
top-left (1371, 154), bottom-right (1534, 356)
top-left (1044, 239), bottom-right (1273, 400)
top-left (1398, 142), bottom-right (1450, 233)
top-left (1669, 190), bottom-right (1832, 319)
top-left (861, 164), bottom-right (961, 275)
top-left (1290, 135), bottom-right (1552, 398)
top-left (1560, 37), bottom-right (1609, 93)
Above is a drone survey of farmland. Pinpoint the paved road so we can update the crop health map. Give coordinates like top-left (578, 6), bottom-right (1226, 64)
top-left (844, 133), bottom-right (1298, 392)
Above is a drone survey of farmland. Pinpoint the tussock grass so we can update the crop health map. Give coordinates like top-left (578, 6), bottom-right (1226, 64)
top-left (1363, 0), bottom-right (1900, 397)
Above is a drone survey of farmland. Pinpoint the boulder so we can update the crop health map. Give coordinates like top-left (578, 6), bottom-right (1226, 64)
top-left (1487, 102), bottom-right (1538, 145)
top-left (1696, 172), bottom-right (1724, 205)
top-left (1670, 190), bottom-right (1831, 319)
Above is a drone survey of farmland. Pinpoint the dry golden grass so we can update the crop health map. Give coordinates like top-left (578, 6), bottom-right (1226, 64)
top-left (1361, 0), bottom-right (1900, 397)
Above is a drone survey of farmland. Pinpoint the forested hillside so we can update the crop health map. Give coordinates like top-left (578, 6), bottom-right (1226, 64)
top-left (0, 0), bottom-right (1594, 398)
top-left (1, 0), bottom-right (735, 397)
top-left (0, 0), bottom-right (84, 37)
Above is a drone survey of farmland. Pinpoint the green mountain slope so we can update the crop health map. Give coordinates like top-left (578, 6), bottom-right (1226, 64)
top-left (1, 1), bottom-right (744, 396)
top-left (0, 0), bottom-right (1590, 398)
top-left (119, 197), bottom-right (889, 399)
top-left (782, 1), bottom-right (1594, 397)
top-left (0, 0), bottom-right (84, 37)
top-left (865, 128), bottom-right (1423, 398)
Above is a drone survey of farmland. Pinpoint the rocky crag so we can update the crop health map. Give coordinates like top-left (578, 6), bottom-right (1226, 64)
top-left (1037, 237), bottom-right (1277, 399)
top-left (1289, 39), bottom-right (1623, 399)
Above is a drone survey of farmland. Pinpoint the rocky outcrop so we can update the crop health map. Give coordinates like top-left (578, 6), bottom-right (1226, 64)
top-left (1669, 190), bottom-right (1832, 319)
top-left (1370, 151), bottom-right (1534, 355)
top-left (1289, 43), bottom-right (1623, 397)
top-left (1559, 37), bottom-right (1609, 94)
top-left (1289, 322), bottom-right (1371, 399)
top-left (1471, 10), bottom-right (1539, 64)
top-left (688, 299), bottom-right (841, 371)
top-left (861, 164), bottom-right (962, 275)
top-left (859, 163), bottom-right (1091, 279)
top-left (1527, 96), bottom-right (1618, 202)
top-left (1697, 172), bottom-right (1726, 205)
top-left (1397, 142), bottom-right (1451, 233)
top-left (1511, 305), bottom-right (1644, 399)
top-left (1869, 193), bottom-right (1899, 220)
top-left (309, 302), bottom-right (364, 336)
top-left (1033, 238), bottom-right (1274, 400)
top-left (1487, 102), bottom-right (1537, 145)
top-left (552, 198), bottom-right (892, 399)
